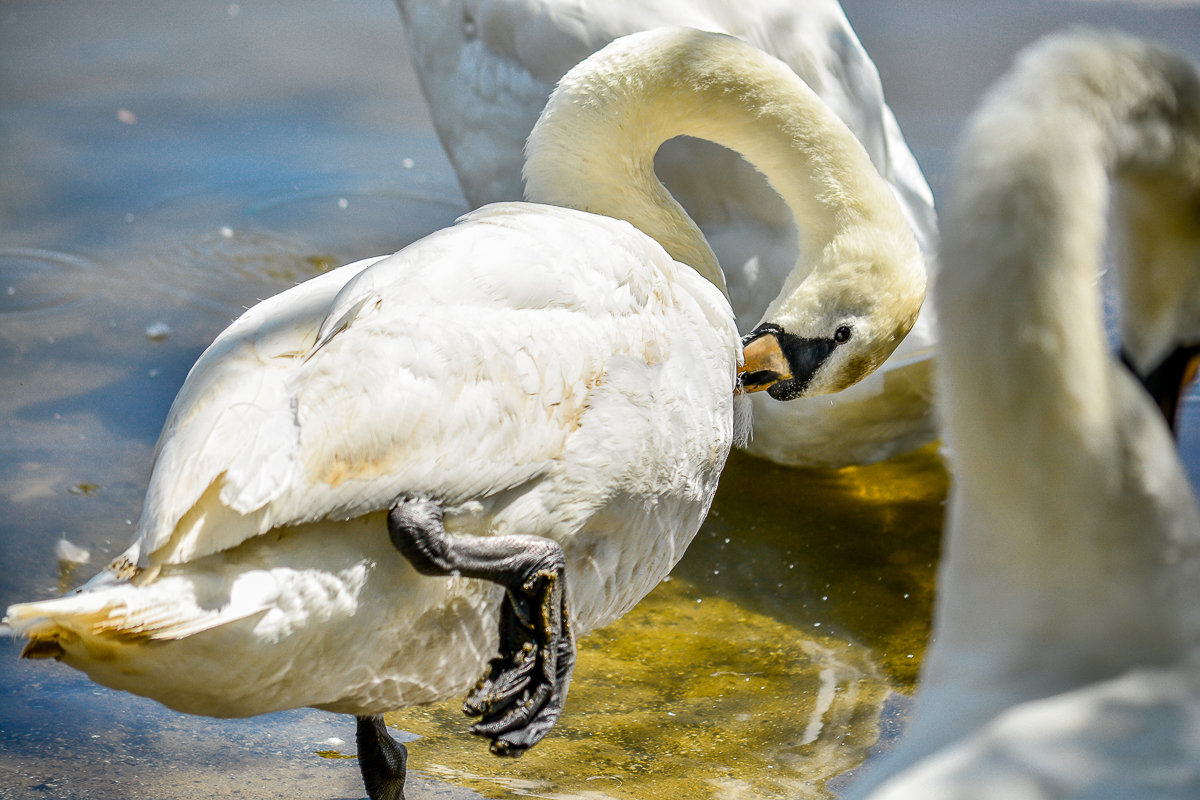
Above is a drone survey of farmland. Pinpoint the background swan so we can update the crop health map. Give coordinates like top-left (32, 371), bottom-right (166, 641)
top-left (846, 30), bottom-right (1200, 798)
top-left (392, 0), bottom-right (940, 467)
top-left (4, 29), bottom-right (924, 800)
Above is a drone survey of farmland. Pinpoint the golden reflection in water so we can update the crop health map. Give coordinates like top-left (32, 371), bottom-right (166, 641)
top-left (382, 446), bottom-right (949, 799)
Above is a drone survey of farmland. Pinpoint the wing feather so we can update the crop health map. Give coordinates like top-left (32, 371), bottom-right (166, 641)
top-left (132, 205), bottom-right (705, 567)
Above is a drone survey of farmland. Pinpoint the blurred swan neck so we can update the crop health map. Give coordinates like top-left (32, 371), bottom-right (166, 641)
top-left (523, 28), bottom-right (913, 300)
top-left (940, 32), bottom-right (1200, 476)
top-left (928, 31), bottom-right (1200, 695)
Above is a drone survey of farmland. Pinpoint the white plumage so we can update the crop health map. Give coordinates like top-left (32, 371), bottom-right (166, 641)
top-left (847, 30), bottom-right (1200, 799)
top-left (393, 0), bottom-right (941, 466)
top-left (8, 205), bottom-right (741, 717)
top-left (4, 26), bottom-right (924, 766)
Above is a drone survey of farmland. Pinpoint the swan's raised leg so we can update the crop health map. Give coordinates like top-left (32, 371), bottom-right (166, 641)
top-left (387, 498), bottom-right (576, 756)
top-left (356, 714), bottom-right (407, 800)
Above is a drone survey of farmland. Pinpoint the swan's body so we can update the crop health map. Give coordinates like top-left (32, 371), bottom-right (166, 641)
top-left (5, 29), bottom-right (924, 799)
top-left (847, 31), bottom-right (1200, 798)
top-left (393, 0), bottom-right (940, 466)
top-left (7, 205), bottom-right (741, 716)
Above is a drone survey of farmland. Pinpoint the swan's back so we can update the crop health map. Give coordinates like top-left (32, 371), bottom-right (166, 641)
top-left (393, 0), bottom-right (930, 219)
top-left (129, 203), bottom-right (740, 570)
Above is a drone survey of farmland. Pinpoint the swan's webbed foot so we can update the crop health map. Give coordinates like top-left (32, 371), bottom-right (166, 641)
top-left (387, 498), bottom-right (576, 757)
top-left (463, 558), bottom-right (575, 755)
top-left (356, 715), bottom-right (407, 800)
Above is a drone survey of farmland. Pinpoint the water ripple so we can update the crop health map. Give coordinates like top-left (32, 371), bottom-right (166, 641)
top-left (0, 248), bottom-right (100, 316)
top-left (132, 179), bottom-right (466, 307)
top-left (242, 183), bottom-right (466, 257)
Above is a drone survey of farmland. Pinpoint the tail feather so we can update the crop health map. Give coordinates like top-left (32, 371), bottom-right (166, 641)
top-left (4, 577), bottom-right (271, 654)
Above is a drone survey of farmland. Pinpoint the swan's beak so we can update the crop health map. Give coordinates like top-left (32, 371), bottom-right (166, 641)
top-left (1123, 344), bottom-right (1200, 435)
top-left (739, 327), bottom-right (792, 394)
top-left (738, 323), bottom-right (838, 401)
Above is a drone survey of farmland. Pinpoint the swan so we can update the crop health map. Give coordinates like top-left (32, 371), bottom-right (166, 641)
top-left (3, 28), bottom-right (925, 800)
top-left (392, 0), bottom-right (940, 467)
top-left (845, 30), bottom-right (1200, 798)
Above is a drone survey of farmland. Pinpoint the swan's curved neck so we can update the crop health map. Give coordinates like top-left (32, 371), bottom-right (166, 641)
top-left (523, 29), bottom-right (912, 303)
top-left (926, 32), bottom-right (1200, 727)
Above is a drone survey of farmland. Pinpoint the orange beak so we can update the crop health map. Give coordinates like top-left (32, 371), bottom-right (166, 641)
top-left (738, 331), bottom-right (791, 394)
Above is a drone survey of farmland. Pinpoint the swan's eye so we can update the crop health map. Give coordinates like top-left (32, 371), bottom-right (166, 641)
top-left (834, 325), bottom-right (853, 344)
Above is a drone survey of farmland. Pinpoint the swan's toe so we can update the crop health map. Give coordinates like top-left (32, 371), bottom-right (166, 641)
top-left (464, 576), bottom-right (575, 756)
top-left (386, 498), bottom-right (577, 756)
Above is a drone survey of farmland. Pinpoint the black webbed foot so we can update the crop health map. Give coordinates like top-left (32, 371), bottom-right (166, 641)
top-left (464, 557), bottom-right (575, 755)
top-left (387, 498), bottom-right (577, 757)
top-left (356, 714), bottom-right (407, 800)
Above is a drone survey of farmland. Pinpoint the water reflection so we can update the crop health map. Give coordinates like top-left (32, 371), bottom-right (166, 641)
top-left (3, 1), bottom-right (1200, 799)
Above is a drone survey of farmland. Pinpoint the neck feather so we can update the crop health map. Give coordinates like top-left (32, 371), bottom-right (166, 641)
top-left (523, 28), bottom-right (912, 302)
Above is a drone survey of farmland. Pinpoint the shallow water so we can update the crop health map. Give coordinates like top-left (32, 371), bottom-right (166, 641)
top-left (2, 1), bottom-right (1199, 799)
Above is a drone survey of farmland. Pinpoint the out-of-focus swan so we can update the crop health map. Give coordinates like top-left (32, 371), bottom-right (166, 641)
top-left (4, 29), bottom-right (924, 800)
top-left (393, 0), bottom-right (940, 467)
top-left (847, 30), bottom-right (1200, 799)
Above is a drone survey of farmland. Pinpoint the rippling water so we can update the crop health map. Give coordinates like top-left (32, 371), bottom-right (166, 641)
top-left (2, 1), bottom-right (1199, 799)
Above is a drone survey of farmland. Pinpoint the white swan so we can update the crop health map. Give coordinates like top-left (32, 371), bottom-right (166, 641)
top-left (4, 29), bottom-right (924, 800)
top-left (846, 30), bottom-right (1200, 799)
top-left (393, 0), bottom-right (940, 467)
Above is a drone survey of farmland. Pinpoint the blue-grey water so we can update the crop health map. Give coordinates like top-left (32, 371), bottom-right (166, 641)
top-left (2, 2), bottom-right (1199, 799)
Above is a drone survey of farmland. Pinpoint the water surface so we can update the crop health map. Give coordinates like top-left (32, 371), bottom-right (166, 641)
top-left (2, 1), bottom-right (1199, 799)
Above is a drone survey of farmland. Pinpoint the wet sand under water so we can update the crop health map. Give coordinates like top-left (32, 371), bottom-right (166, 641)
top-left (380, 448), bottom-right (947, 799)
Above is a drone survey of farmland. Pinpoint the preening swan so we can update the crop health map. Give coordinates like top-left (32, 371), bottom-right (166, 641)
top-left (4, 29), bottom-right (924, 800)
top-left (393, 0), bottom-right (940, 466)
top-left (846, 30), bottom-right (1200, 799)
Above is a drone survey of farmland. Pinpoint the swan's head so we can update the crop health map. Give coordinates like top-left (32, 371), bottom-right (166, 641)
top-left (1117, 164), bottom-right (1200, 431)
top-left (739, 213), bottom-right (926, 400)
top-left (1106, 36), bottom-right (1200, 431)
top-left (1122, 345), bottom-right (1200, 433)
